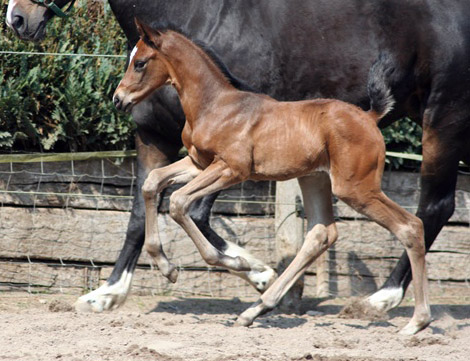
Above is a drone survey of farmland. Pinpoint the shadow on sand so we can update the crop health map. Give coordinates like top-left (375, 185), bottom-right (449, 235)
top-left (148, 295), bottom-right (470, 332)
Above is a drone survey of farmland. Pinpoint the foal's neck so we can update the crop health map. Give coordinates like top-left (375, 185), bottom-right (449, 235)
top-left (164, 32), bottom-right (235, 123)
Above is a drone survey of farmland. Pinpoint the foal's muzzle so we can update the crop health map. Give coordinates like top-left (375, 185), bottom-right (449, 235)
top-left (113, 93), bottom-right (133, 113)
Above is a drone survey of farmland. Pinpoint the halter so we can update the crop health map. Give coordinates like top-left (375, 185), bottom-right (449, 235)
top-left (31, 0), bottom-right (76, 18)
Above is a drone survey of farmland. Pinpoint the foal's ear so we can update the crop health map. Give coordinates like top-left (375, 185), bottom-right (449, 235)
top-left (134, 17), bottom-right (163, 49)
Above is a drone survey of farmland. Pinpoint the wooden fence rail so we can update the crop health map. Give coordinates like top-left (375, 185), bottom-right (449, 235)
top-left (1, 157), bottom-right (469, 300)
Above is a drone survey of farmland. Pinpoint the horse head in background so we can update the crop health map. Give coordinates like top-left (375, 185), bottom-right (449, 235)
top-left (6, 0), bottom-right (75, 40)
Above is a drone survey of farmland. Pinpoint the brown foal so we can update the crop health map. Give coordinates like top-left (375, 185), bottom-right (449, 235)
top-left (113, 19), bottom-right (431, 335)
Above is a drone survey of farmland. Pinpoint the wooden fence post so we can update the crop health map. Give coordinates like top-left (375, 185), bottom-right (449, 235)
top-left (275, 179), bottom-right (329, 313)
top-left (275, 179), bottom-right (304, 312)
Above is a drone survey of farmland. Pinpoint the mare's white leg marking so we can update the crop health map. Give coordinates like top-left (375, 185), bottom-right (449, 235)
top-left (224, 241), bottom-right (277, 292)
top-left (74, 270), bottom-right (134, 313)
top-left (367, 287), bottom-right (404, 312)
top-left (6, 0), bottom-right (19, 27)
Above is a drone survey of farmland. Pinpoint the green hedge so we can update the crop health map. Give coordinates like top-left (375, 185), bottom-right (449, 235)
top-left (0, 1), bottom-right (422, 166)
top-left (382, 118), bottom-right (422, 169)
top-left (0, 0), bottom-right (133, 152)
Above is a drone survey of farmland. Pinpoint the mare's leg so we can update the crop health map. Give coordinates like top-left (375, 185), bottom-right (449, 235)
top-left (191, 193), bottom-right (277, 292)
top-left (168, 161), bottom-right (253, 271)
top-left (368, 111), bottom-right (468, 312)
top-left (142, 156), bottom-right (202, 281)
top-left (75, 131), bottom-right (180, 312)
top-left (236, 173), bottom-right (338, 326)
top-left (337, 185), bottom-right (431, 335)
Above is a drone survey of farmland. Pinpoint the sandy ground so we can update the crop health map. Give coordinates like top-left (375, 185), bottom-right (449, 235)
top-left (0, 293), bottom-right (469, 361)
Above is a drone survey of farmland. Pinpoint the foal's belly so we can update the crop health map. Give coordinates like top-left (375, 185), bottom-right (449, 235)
top-left (249, 147), bottom-right (329, 181)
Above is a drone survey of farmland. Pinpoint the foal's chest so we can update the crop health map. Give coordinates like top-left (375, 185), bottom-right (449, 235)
top-left (181, 123), bottom-right (218, 169)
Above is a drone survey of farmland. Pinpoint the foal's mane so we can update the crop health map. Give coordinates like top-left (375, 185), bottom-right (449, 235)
top-left (151, 23), bottom-right (255, 92)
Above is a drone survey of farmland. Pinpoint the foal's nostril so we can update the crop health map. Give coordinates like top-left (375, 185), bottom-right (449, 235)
top-left (12, 15), bottom-right (25, 32)
top-left (113, 95), bottom-right (121, 109)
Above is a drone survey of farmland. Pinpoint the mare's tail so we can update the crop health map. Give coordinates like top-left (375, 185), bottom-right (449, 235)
top-left (368, 52), bottom-right (397, 122)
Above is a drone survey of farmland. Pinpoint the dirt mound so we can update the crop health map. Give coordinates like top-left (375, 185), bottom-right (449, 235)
top-left (337, 298), bottom-right (388, 321)
top-left (48, 299), bottom-right (73, 312)
top-left (404, 336), bottom-right (449, 347)
top-left (126, 344), bottom-right (184, 360)
top-left (292, 354), bottom-right (410, 361)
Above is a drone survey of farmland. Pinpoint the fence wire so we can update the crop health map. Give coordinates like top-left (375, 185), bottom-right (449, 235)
top-left (0, 153), bottom-right (469, 302)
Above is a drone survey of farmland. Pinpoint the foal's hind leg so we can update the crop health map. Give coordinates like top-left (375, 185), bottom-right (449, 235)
top-left (236, 224), bottom-right (333, 326)
top-left (236, 174), bottom-right (338, 326)
top-left (142, 156), bottom-right (202, 282)
top-left (337, 187), bottom-right (431, 335)
top-left (368, 120), bottom-right (465, 312)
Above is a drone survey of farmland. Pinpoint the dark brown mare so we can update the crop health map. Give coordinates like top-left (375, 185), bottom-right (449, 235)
top-left (113, 20), bottom-right (431, 335)
top-left (8, 0), bottom-right (470, 316)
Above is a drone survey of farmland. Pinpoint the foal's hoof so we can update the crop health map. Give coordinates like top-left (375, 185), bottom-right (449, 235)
top-left (165, 266), bottom-right (179, 284)
top-left (247, 267), bottom-right (277, 293)
top-left (235, 300), bottom-right (265, 327)
top-left (234, 315), bottom-right (254, 327)
top-left (161, 263), bottom-right (178, 283)
top-left (399, 318), bottom-right (432, 335)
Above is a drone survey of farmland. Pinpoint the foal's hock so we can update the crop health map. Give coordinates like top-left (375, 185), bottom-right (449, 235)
top-left (113, 19), bottom-right (431, 335)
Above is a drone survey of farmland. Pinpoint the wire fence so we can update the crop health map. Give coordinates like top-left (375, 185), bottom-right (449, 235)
top-left (1, 2), bottom-right (469, 306)
top-left (0, 152), bottom-right (276, 298)
top-left (0, 152), bottom-right (469, 302)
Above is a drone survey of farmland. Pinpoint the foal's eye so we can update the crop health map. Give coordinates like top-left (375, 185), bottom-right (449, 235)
top-left (134, 60), bottom-right (147, 71)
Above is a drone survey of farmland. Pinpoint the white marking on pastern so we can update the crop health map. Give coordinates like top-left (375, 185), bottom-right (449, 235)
top-left (367, 287), bottom-right (404, 312)
top-left (74, 270), bottom-right (134, 312)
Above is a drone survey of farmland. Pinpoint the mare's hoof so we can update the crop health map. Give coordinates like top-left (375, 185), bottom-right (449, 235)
top-left (75, 288), bottom-right (121, 313)
top-left (74, 298), bottom-right (104, 313)
top-left (366, 287), bottom-right (404, 312)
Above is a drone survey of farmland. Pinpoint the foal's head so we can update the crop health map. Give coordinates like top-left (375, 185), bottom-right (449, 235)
top-left (113, 19), bottom-right (170, 112)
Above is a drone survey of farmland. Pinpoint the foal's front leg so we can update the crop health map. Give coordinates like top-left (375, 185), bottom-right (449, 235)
top-left (168, 160), bottom-right (252, 272)
top-left (142, 156), bottom-right (202, 282)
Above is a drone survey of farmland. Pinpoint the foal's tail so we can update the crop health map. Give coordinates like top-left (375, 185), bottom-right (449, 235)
top-left (368, 52), bottom-right (396, 122)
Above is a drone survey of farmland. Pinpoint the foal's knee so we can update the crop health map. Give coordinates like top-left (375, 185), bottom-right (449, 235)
top-left (142, 169), bottom-right (161, 202)
top-left (396, 217), bottom-right (425, 252)
top-left (169, 190), bottom-right (190, 223)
